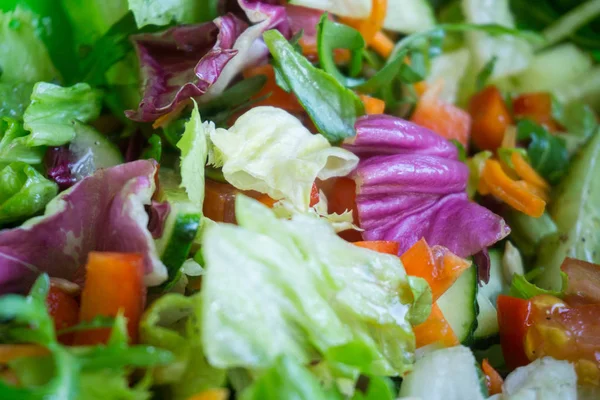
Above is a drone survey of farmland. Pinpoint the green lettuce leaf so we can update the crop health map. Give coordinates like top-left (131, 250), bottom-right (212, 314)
top-left (0, 82), bottom-right (34, 119)
top-left (201, 195), bottom-right (431, 376)
top-left (140, 293), bottom-right (225, 400)
top-left (0, 8), bottom-right (58, 83)
top-left (177, 100), bottom-right (210, 208)
top-left (509, 272), bottom-right (568, 299)
top-left (210, 107), bottom-right (358, 211)
top-left (23, 82), bottom-right (102, 147)
top-left (263, 29), bottom-right (365, 144)
top-left (0, 162), bottom-right (57, 225)
top-left (62, 0), bottom-right (129, 48)
top-left (128, 0), bottom-right (217, 28)
top-left (0, 118), bottom-right (45, 167)
top-left (240, 356), bottom-right (343, 400)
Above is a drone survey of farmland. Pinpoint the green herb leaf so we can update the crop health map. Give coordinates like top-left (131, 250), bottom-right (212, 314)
top-left (264, 29), bottom-right (364, 144)
top-left (57, 315), bottom-right (115, 335)
top-left (516, 119), bottom-right (569, 184)
top-left (141, 134), bottom-right (162, 162)
top-left (316, 14), bottom-right (366, 86)
top-left (450, 139), bottom-right (467, 162)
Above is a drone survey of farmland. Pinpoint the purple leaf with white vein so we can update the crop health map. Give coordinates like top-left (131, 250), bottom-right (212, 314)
top-left (344, 115), bottom-right (510, 258)
top-left (0, 160), bottom-right (167, 294)
top-left (126, 15), bottom-right (247, 122)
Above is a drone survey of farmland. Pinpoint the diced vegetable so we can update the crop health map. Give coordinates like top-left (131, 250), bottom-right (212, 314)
top-left (437, 265), bottom-right (479, 344)
top-left (502, 357), bottom-right (578, 400)
top-left (400, 239), bottom-right (470, 301)
top-left (468, 85), bottom-right (512, 151)
top-left (359, 94), bottom-right (385, 114)
top-left (46, 285), bottom-right (79, 345)
top-left (411, 87), bottom-right (471, 147)
top-left (473, 249), bottom-right (504, 343)
top-left (513, 92), bottom-right (560, 132)
top-left (243, 65), bottom-right (303, 112)
top-left (561, 258), bottom-right (600, 305)
top-left (497, 295), bottom-right (531, 369)
top-left (413, 303), bottom-right (459, 348)
top-left (74, 252), bottom-right (145, 345)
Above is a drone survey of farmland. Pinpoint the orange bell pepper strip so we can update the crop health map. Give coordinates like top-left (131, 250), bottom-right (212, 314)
top-left (400, 239), bottom-right (471, 301)
top-left (468, 86), bottom-right (513, 151)
top-left (341, 0), bottom-right (393, 58)
top-left (513, 92), bottom-right (561, 132)
top-left (497, 295), bottom-right (532, 370)
top-left (411, 83), bottom-right (471, 147)
top-left (0, 345), bottom-right (49, 363)
top-left (413, 303), bottom-right (459, 348)
top-left (74, 252), bottom-right (146, 345)
top-left (482, 359), bottom-right (504, 395)
top-left (359, 94), bottom-right (386, 114)
top-left (353, 241), bottom-right (399, 255)
top-left (479, 159), bottom-right (546, 217)
top-left (187, 389), bottom-right (229, 400)
top-left (510, 152), bottom-right (550, 192)
top-left (242, 65), bottom-right (303, 112)
top-left (47, 284), bottom-right (80, 345)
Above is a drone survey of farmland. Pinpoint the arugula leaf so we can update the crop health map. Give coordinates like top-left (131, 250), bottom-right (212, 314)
top-left (509, 272), bottom-right (568, 299)
top-left (264, 29), bottom-right (364, 144)
top-left (516, 119), bottom-right (569, 185)
top-left (316, 14), bottom-right (366, 86)
top-left (475, 56), bottom-right (498, 91)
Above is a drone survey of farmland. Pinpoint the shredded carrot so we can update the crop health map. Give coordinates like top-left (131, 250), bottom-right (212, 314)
top-left (243, 64), bottom-right (303, 112)
top-left (513, 180), bottom-right (550, 203)
top-left (413, 81), bottom-right (428, 97)
top-left (511, 152), bottom-right (550, 192)
top-left (468, 86), bottom-right (513, 151)
top-left (480, 159), bottom-right (546, 217)
top-left (482, 359), bottom-right (504, 395)
top-left (370, 31), bottom-right (395, 58)
top-left (341, 0), bottom-right (390, 58)
top-left (359, 94), bottom-right (386, 114)
top-left (501, 126), bottom-right (517, 149)
top-left (0, 345), bottom-right (49, 363)
top-left (152, 100), bottom-right (190, 129)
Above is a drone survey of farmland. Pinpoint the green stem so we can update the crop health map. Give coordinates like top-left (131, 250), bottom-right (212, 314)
top-left (540, 0), bottom-right (600, 49)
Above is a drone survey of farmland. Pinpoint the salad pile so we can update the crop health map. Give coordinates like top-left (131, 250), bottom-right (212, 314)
top-left (0, 0), bottom-right (599, 399)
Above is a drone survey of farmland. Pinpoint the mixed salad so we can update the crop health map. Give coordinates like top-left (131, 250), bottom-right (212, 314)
top-left (0, 0), bottom-right (599, 399)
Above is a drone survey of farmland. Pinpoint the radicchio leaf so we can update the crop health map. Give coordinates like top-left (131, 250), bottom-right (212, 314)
top-left (344, 115), bottom-right (510, 258)
top-left (0, 160), bottom-right (167, 294)
top-left (474, 248), bottom-right (491, 285)
top-left (45, 146), bottom-right (76, 190)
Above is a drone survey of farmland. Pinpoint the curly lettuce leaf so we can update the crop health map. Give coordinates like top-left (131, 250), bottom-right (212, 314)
top-left (0, 8), bottom-right (58, 83)
top-left (23, 82), bottom-right (102, 147)
top-left (0, 161), bottom-right (58, 225)
top-left (0, 82), bottom-right (34, 119)
top-left (128, 0), bottom-right (217, 28)
top-left (201, 195), bottom-right (431, 376)
top-left (210, 107), bottom-right (358, 211)
top-left (0, 118), bottom-right (45, 167)
top-left (140, 293), bottom-right (225, 400)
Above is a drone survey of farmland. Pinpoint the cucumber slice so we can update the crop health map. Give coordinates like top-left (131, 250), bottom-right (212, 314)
top-left (399, 346), bottom-right (486, 400)
top-left (437, 265), bottom-right (478, 344)
top-left (155, 170), bottom-right (202, 286)
top-left (69, 122), bottom-right (123, 180)
top-left (473, 250), bottom-right (505, 344)
top-left (535, 128), bottom-right (600, 290)
top-left (426, 48), bottom-right (470, 104)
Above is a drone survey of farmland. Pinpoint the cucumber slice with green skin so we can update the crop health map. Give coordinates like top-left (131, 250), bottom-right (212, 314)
top-left (437, 264), bottom-right (478, 344)
top-left (535, 128), bottom-right (600, 290)
top-left (155, 170), bottom-right (203, 288)
top-left (69, 122), bottom-right (123, 180)
top-left (473, 250), bottom-right (506, 345)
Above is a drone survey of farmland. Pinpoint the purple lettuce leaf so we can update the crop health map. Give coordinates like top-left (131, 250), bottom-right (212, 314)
top-left (345, 115), bottom-right (510, 258)
top-left (0, 160), bottom-right (167, 294)
top-left (126, 0), bottom-right (291, 122)
top-left (147, 200), bottom-right (170, 239)
top-left (125, 15), bottom-right (247, 122)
